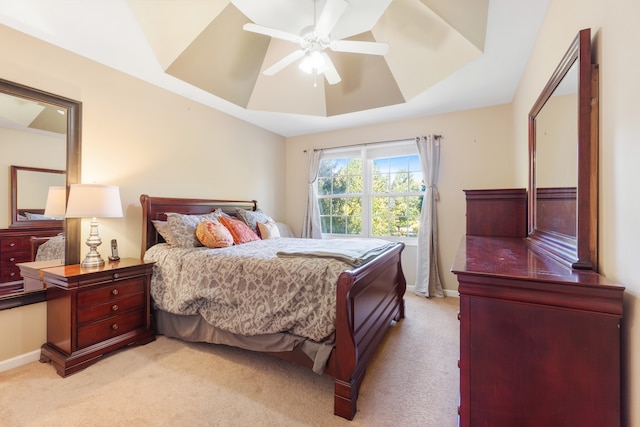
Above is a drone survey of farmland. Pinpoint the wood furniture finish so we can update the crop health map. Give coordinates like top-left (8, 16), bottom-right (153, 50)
top-left (453, 190), bottom-right (624, 427)
top-left (140, 194), bottom-right (407, 420)
top-left (0, 227), bottom-right (63, 295)
top-left (40, 258), bottom-right (156, 377)
top-left (535, 186), bottom-right (577, 236)
top-left (464, 188), bottom-right (527, 238)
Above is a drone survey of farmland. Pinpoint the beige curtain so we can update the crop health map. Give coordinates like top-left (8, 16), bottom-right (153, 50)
top-left (301, 149), bottom-right (323, 239)
top-left (414, 135), bottom-right (444, 297)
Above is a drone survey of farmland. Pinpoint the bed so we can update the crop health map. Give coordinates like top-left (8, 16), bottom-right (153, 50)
top-left (140, 194), bottom-right (407, 420)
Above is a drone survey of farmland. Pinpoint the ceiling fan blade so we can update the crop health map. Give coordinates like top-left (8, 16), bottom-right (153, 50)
top-left (330, 40), bottom-right (389, 55)
top-left (315, 0), bottom-right (348, 35)
top-left (263, 49), bottom-right (306, 76)
top-left (320, 53), bottom-right (341, 85)
top-left (243, 23), bottom-right (300, 43)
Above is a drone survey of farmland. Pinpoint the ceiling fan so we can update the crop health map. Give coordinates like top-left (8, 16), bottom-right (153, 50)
top-left (243, 0), bottom-right (389, 85)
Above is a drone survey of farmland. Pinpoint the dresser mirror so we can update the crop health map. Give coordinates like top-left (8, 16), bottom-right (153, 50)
top-left (0, 78), bottom-right (81, 308)
top-left (527, 28), bottom-right (598, 270)
top-left (10, 165), bottom-right (66, 226)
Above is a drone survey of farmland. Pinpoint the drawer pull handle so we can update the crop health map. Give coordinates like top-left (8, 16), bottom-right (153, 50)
top-left (112, 304), bottom-right (119, 311)
top-left (9, 242), bottom-right (15, 247)
top-left (113, 273), bottom-right (119, 279)
top-left (10, 272), bottom-right (15, 277)
top-left (9, 257), bottom-right (15, 262)
top-left (111, 289), bottom-right (119, 296)
top-left (111, 323), bottom-right (119, 330)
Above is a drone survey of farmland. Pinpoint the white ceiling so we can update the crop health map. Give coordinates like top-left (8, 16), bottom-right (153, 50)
top-left (0, 0), bottom-right (550, 137)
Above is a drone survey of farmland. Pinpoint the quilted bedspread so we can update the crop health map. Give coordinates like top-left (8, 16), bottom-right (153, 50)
top-left (144, 237), bottom-right (393, 342)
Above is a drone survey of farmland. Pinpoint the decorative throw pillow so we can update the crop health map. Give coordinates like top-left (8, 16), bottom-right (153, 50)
top-left (166, 212), bottom-right (219, 248)
top-left (235, 208), bottom-right (273, 234)
top-left (196, 220), bottom-right (234, 248)
top-left (275, 222), bottom-right (295, 238)
top-left (211, 208), bottom-right (232, 219)
top-left (219, 216), bottom-right (260, 244)
top-left (257, 221), bottom-right (280, 239)
top-left (152, 220), bottom-right (178, 246)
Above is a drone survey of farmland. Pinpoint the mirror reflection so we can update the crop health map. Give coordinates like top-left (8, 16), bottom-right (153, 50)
top-left (13, 166), bottom-right (66, 222)
top-left (534, 60), bottom-right (578, 237)
top-left (1, 94), bottom-right (67, 228)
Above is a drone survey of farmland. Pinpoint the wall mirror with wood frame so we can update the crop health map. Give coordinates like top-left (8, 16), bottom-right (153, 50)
top-left (0, 78), bottom-right (81, 309)
top-left (527, 28), bottom-right (599, 270)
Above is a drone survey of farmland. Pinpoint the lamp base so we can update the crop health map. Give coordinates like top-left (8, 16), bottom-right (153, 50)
top-left (80, 250), bottom-right (105, 268)
top-left (81, 218), bottom-right (105, 268)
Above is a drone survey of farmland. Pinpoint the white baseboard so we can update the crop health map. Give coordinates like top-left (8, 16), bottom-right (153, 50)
top-left (0, 349), bottom-right (41, 373)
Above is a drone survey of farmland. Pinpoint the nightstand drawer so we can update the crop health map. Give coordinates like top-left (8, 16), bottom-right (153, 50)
top-left (77, 293), bottom-right (145, 324)
top-left (77, 309), bottom-right (145, 349)
top-left (75, 268), bottom-right (149, 287)
top-left (77, 277), bottom-right (145, 308)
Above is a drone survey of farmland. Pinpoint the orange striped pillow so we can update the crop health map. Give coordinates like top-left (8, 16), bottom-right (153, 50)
top-left (195, 220), bottom-right (234, 248)
top-left (219, 216), bottom-right (260, 245)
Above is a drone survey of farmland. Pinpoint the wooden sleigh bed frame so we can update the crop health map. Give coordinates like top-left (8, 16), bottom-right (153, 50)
top-left (140, 194), bottom-right (407, 420)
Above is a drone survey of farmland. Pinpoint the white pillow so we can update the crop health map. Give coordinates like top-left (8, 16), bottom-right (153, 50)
top-left (257, 221), bottom-right (281, 239)
top-left (275, 222), bottom-right (295, 238)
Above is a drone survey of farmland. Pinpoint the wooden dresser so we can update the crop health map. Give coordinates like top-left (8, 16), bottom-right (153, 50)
top-left (0, 227), bottom-right (63, 294)
top-left (452, 189), bottom-right (624, 427)
top-left (40, 258), bottom-right (156, 377)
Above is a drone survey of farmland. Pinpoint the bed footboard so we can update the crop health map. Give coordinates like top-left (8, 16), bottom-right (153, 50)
top-left (333, 242), bottom-right (406, 420)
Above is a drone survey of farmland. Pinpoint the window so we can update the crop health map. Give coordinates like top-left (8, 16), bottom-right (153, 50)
top-left (317, 141), bottom-right (423, 239)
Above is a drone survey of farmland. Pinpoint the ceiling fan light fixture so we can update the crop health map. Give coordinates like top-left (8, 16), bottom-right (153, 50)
top-left (299, 51), bottom-right (326, 74)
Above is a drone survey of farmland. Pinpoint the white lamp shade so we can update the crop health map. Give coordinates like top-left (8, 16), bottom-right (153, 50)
top-left (43, 186), bottom-right (67, 218)
top-left (65, 184), bottom-right (124, 218)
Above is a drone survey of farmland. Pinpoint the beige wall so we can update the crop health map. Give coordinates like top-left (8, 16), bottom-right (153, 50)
top-left (0, 301), bottom-right (46, 362)
top-left (512, 0), bottom-right (640, 424)
top-left (285, 104), bottom-right (515, 292)
top-left (0, 25), bottom-right (286, 362)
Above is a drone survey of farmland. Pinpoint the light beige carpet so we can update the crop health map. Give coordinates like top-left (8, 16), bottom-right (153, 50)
top-left (0, 293), bottom-right (459, 427)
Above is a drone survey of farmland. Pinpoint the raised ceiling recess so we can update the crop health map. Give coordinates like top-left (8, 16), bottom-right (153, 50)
top-left (129, 0), bottom-right (488, 117)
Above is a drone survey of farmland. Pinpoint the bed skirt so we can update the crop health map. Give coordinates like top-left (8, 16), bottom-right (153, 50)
top-left (155, 309), bottom-right (334, 373)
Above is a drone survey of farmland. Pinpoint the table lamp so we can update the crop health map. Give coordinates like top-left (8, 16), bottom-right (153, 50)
top-left (65, 184), bottom-right (123, 267)
top-left (43, 186), bottom-right (67, 218)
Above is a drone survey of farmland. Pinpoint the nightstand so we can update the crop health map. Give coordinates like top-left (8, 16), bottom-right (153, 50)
top-left (39, 258), bottom-right (156, 377)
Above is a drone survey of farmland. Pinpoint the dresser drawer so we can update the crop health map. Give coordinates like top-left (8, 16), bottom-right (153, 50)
top-left (77, 292), bottom-right (145, 324)
top-left (0, 238), bottom-right (31, 252)
top-left (0, 267), bottom-right (22, 282)
top-left (77, 309), bottom-right (145, 349)
top-left (77, 277), bottom-right (145, 308)
top-left (1, 250), bottom-right (30, 265)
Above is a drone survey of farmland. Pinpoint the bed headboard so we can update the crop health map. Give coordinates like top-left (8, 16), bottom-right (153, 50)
top-left (140, 194), bottom-right (258, 257)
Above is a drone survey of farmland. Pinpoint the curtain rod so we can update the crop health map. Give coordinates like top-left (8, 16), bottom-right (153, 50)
top-left (303, 135), bottom-right (441, 152)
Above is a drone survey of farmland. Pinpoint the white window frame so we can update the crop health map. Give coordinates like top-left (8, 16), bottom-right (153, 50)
top-left (318, 139), bottom-right (420, 245)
